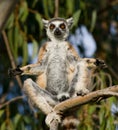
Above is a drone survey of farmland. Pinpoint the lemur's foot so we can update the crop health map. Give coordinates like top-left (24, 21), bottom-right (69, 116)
top-left (57, 93), bottom-right (70, 102)
top-left (76, 88), bottom-right (89, 96)
top-left (95, 59), bottom-right (107, 69)
top-left (8, 66), bottom-right (23, 77)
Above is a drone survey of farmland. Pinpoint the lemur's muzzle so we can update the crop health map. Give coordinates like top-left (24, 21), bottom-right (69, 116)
top-left (54, 28), bottom-right (62, 36)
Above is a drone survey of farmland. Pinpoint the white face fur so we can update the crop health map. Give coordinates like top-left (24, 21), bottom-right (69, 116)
top-left (42, 18), bottom-right (73, 41)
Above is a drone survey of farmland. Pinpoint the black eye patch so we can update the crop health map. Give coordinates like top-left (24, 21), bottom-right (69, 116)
top-left (49, 24), bottom-right (55, 30)
top-left (59, 23), bottom-right (66, 29)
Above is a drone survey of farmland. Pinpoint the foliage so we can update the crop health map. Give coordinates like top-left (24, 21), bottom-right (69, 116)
top-left (0, 0), bottom-right (118, 130)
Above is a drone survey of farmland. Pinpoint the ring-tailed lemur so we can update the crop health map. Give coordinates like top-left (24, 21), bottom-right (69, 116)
top-left (9, 17), bottom-right (106, 106)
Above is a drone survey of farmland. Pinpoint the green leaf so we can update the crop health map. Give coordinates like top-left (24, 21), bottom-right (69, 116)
top-left (1, 121), bottom-right (6, 130)
top-left (22, 41), bottom-right (28, 65)
top-left (90, 10), bottom-right (97, 32)
top-left (18, 32), bottom-right (24, 47)
top-left (48, 0), bottom-right (54, 14)
top-left (108, 115), bottom-right (115, 130)
top-left (99, 107), bottom-right (104, 125)
top-left (14, 114), bottom-right (22, 128)
top-left (79, 1), bottom-right (86, 10)
top-left (0, 110), bottom-right (4, 118)
top-left (32, 0), bottom-right (38, 8)
top-left (19, 1), bottom-right (28, 22)
top-left (42, 0), bottom-right (49, 18)
top-left (72, 10), bottom-right (81, 28)
top-left (35, 13), bottom-right (43, 34)
top-left (20, 122), bottom-right (25, 130)
top-left (23, 116), bottom-right (31, 124)
top-left (7, 29), bottom-right (14, 53)
top-left (66, 0), bottom-right (74, 15)
top-left (5, 13), bottom-right (14, 29)
top-left (14, 26), bottom-right (19, 59)
top-left (8, 120), bottom-right (14, 130)
top-left (88, 105), bottom-right (96, 114)
top-left (87, 124), bottom-right (92, 130)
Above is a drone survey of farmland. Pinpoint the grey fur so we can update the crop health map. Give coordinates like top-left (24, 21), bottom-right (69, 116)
top-left (45, 42), bottom-right (70, 100)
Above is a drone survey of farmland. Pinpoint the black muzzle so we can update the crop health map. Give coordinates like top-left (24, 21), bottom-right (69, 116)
top-left (54, 28), bottom-right (62, 36)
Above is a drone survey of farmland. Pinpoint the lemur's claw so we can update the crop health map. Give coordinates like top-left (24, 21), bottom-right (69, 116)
top-left (95, 59), bottom-right (107, 69)
top-left (76, 89), bottom-right (89, 96)
top-left (8, 66), bottom-right (23, 77)
top-left (59, 96), bottom-right (69, 102)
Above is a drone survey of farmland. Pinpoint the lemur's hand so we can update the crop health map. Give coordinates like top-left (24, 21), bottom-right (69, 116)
top-left (8, 66), bottom-right (23, 77)
top-left (95, 59), bottom-right (107, 69)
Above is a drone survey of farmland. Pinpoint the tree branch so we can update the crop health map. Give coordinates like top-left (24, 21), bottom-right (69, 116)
top-left (0, 0), bottom-right (19, 31)
top-left (54, 0), bottom-right (59, 17)
top-left (0, 0), bottom-right (22, 88)
top-left (2, 31), bottom-right (23, 88)
top-left (0, 96), bottom-right (25, 109)
top-left (54, 85), bottom-right (118, 113)
top-left (23, 83), bottom-right (118, 129)
top-left (45, 85), bottom-right (118, 129)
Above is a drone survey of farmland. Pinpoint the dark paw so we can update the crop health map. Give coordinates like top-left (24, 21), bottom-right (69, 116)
top-left (8, 66), bottom-right (23, 77)
top-left (94, 59), bottom-right (107, 69)
top-left (57, 94), bottom-right (70, 102)
top-left (76, 89), bottom-right (89, 96)
top-left (57, 93), bottom-right (70, 102)
top-left (59, 95), bottom-right (69, 102)
top-left (77, 91), bottom-right (86, 96)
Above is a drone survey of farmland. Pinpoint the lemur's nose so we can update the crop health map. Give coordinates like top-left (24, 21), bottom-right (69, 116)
top-left (54, 28), bottom-right (61, 35)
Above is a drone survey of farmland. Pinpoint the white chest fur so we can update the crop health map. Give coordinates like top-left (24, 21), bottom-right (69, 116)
top-left (46, 41), bottom-right (69, 95)
top-left (47, 41), bottom-right (67, 59)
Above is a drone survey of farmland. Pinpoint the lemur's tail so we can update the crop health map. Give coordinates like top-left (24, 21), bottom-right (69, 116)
top-left (61, 112), bottom-right (79, 130)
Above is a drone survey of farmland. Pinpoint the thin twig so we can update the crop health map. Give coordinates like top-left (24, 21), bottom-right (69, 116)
top-left (108, 66), bottom-right (118, 81)
top-left (0, 96), bottom-right (25, 109)
top-left (2, 31), bottom-right (23, 88)
top-left (28, 8), bottom-right (38, 14)
top-left (54, 0), bottom-right (59, 18)
top-left (104, 72), bottom-right (112, 87)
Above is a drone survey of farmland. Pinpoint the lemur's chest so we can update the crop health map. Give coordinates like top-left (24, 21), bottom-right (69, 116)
top-left (45, 42), bottom-right (69, 94)
top-left (47, 42), bottom-right (67, 62)
top-left (46, 42), bottom-right (68, 74)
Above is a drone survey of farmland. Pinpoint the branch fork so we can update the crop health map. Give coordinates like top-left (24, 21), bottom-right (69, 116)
top-left (23, 84), bottom-right (118, 130)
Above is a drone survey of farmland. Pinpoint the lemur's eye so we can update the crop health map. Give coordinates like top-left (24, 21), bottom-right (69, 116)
top-left (49, 24), bottom-right (55, 30)
top-left (60, 23), bottom-right (66, 29)
top-left (87, 59), bottom-right (90, 63)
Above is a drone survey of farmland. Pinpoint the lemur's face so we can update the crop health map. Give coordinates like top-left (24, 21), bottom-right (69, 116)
top-left (42, 18), bottom-right (73, 41)
top-left (48, 20), bottom-right (67, 38)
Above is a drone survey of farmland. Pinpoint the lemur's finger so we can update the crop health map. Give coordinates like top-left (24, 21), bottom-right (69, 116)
top-left (8, 66), bottom-right (23, 77)
top-left (95, 59), bottom-right (107, 68)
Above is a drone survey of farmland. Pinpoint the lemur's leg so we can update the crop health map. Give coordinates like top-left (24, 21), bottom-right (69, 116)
top-left (23, 78), bottom-right (58, 114)
top-left (8, 63), bottom-right (45, 76)
top-left (69, 58), bottom-right (106, 97)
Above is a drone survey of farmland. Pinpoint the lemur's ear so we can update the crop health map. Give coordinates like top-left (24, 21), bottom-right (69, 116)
top-left (42, 19), bottom-right (49, 29)
top-left (66, 17), bottom-right (73, 28)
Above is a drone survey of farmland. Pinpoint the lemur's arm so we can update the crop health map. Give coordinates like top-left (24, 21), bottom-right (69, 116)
top-left (67, 43), bottom-right (80, 61)
top-left (66, 43), bottom-right (80, 78)
top-left (67, 43), bottom-right (80, 65)
top-left (9, 43), bottom-right (48, 77)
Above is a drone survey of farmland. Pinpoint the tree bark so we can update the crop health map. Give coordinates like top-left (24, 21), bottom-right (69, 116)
top-left (0, 0), bottom-right (19, 32)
